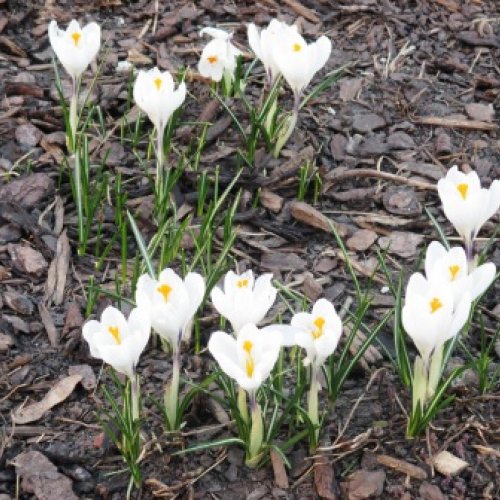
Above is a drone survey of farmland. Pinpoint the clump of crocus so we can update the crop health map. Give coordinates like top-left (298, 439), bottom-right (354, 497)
top-left (83, 306), bottom-right (151, 419)
top-left (437, 166), bottom-right (500, 262)
top-left (248, 19), bottom-right (331, 156)
top-left (198, 27), bottom-right (241, 93)
top-left (208, 323), bottom-right (281, 466)
top-left (210, 269), bottom-right (277, 335)
top-left (133, 68), bottom-right (186, 188)
top-left (402, 271), bottom-right (472, 437)
top-left (48, 19), bottom-right (101, 150)
top-left (290, 298), bottom-right (342, 449)
top-left (135, 268), bottom-right (205, 429)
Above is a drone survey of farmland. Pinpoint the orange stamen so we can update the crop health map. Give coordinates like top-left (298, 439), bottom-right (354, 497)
top-left (456, 183), bottom-right (468, 200)
top-left (157, 284), bottom-right (172, 302)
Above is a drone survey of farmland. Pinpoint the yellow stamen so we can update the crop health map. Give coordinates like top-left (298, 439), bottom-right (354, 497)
top-left (429, 297), bottom-right (443, 314)
top-left (312, 316), bottom-right (325, 340)
top-left (207, 55), bottom-right (218, 64)
top-left (157, 283), bottom-right (172, 302)
top-left (108, 326), bottom-right (121, 344)
top-left (456, 183), bottom-right (468, 200)
top-left (153, 78), bottom-right (162, 90)
top-left (293, 43), bottom-right (302, 52)
top-left (236, 278), bottom-right (249, 288)
top-left (246, 357), bottom-right (254, 377)
top-left (243, 340), bottom-right (254, 377)
top-left (449, 264), bottom-right (460, 281)
top-left (71, 32), bottom-right (81, 46)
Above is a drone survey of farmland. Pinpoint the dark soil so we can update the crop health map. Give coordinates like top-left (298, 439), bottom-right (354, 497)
top-left (0, 0), bottom-right (499, 499)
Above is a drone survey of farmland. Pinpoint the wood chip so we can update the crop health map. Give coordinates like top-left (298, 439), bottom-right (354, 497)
top-left (45, 229), bottom-right (70, 306)
top-left (376, 454), bottom-right (427, 479)
top-left (270, 448), bottom-right (289, 489)
top-left (314, 455), bottom-right (337, 499)
top-left (11, 374), bottom-right (82, 424)
top-left (38, 303), bottom-right (58, 347)
top-left (432, 451), bottom-right (468, 476)
top-left (260, 188), bottom-right (284, 213)
top-left (283, 0), bottom-right (320, 23)
top-left (290, 201), bottom-right (348, 237)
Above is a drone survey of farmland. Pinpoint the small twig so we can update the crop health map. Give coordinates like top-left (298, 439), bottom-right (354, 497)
top-left (412, 116), bottom-right (499, 131)
top-left (325, 168), bottom-right (437, 191)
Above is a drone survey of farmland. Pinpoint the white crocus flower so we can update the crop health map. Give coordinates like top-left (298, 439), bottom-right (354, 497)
top-left (425, 241), bottom-right (496, 303)
top-left (133, 67), bottom-right (186, 180)
top-left (210, 270), bottom-right (277, 335)
top-left (198, 27), bottom-right (241, 82)
top-left (208, 324), bottom-right (281, 392)
top-left (247, 19), bottom-right (298, 84)
top-left (402, 272), bottom-right (471, 364)
top-left (291, 298), bottom-right (342, 368)
top-left (290, 298), bottom-right (342, 446)
top-left (48, 19), bottom-right (101, 150)
top-left (48, 19), bottom-right (101, 81)
top-left (135, 268), bottom-right (205, 348)
top-left (136, 268), bottom-right (205, 429)
top-left (209, 323), bottom-right (281, 465)
top-left (133, 67), bottom-right (186, 136)
top-left (273, 31), bottom-right (331, 107)
top-left (437, 166), bottom-right (500, 257)
top-left (82, 306), bottom-right (151, 379)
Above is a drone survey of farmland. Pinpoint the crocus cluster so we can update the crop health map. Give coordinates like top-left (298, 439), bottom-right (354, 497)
top-left (197, 19), bottom-right (332, 155)
top-left (403, 166), bottom-right (497, 420)
top-left (208, 269), bottom-right (342, 462)
top-left (83, 267), bottom-right (204, 429)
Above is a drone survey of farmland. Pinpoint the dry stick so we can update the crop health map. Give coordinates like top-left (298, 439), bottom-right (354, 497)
top-left (326, 169), bottom-right (437, 191)
top-left (412, 116), bottom-right (499, 131)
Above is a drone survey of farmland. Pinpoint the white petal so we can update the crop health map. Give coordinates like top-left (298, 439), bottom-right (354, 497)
top-left (425, 241), bottom-right (447, 278)
top-left (208, 331), bottom-right (245, 381)
top-left (468, 262), bottom-right (496, 300)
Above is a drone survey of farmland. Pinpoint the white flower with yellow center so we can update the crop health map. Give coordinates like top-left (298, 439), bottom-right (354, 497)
top-left (198, 27), bottom-right (241, 82)
top-left (133, 67), bottom-right (186, 134)
top-left (402, 272), bottom-right (471, 363)
top-left (48, 19), bottom-right (101, 81)
top-left (82, 306), bottom-right (151, 378)
top-left (437, 166), bottom-right (500, 251)
top-left (135, 268), bottom-right (205, 348)
top-left (425, 241), bottom-right (496, 303)
top-left (247, 19), bottom-right (298, 84)
top-left (208, 324), bottom-right (281, 392)
top-left (291, 298), bottom-right (342, 367)
top-left (273, 30), bottom-right (331, 105)
top-left (210, 270), bottom-right (277, 334)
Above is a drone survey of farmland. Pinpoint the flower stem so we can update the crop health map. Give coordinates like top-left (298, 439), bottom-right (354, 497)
top-left (465, 238), bottom-right (476, 271)
top-left (156, 125), bottom-right (164, 197)
top-left (308, 364), bottom-right (320, 451)
top-left (130, 374), bottom-right (140, 422)
top-left (165, 345), bottom-right (180, 429)
top-left (69, 77), bottom-right (79, 152)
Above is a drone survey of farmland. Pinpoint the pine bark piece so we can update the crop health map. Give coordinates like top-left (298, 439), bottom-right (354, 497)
top-left (376, 454), bottom-right (427, 479)
top-left (290, 201), bottom-right (349, 237)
